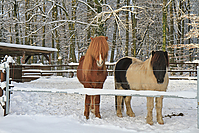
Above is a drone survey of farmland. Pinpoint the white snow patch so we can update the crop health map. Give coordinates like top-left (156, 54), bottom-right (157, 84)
top-left (0, 76), bottom-right (198, 133)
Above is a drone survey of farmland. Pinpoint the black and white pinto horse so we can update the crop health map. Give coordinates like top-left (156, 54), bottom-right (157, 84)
top-left (114, 51), bottom-right (169, 125)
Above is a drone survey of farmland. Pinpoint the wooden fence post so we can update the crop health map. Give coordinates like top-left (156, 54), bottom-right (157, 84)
top-left (0, 69), bottom-right (6, 115)
top-left (5, 66), bottom-right (10, 116)
top-left (0, 64), bottom-right (11, 116)
top-left (197, 66), bottom-right (199, 129)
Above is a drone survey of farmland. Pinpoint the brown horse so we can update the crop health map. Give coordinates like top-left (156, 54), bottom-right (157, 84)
top-left (114, 51), bottom-right (169, 125)
top-left (77, 36), bottom-right (109, 119)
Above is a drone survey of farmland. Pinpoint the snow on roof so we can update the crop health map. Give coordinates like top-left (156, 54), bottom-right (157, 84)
top-left (185, 60), bottom-right (199, 63)
top-left (0, 42), bottom-right (58, 52)
top-left (6, 56), bottom-right (15, 63)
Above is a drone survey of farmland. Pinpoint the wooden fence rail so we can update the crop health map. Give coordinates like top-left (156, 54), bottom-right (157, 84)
top-left (7, 62), bottom-right (199, 82)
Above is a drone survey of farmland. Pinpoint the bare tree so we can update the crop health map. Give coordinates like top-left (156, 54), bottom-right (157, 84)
top-left (1, 0), bottom-right (198, 64)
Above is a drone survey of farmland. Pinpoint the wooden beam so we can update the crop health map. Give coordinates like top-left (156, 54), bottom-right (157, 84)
top-left (49, 54), bottom-right (51, 64)
top-left (21, 51), bottom-right (25, 64)
top-left (25, 56), bottom-right (31, 63)
top-left (43, 54), bottom-right (50, 63)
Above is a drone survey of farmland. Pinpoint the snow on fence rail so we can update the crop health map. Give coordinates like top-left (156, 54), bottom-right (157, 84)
top-left (12, 87), bottom-right (196, 99)
top-left (0, 63), bottom-right (199, 128)
top-left (197, 66), bottom-right (199, 129)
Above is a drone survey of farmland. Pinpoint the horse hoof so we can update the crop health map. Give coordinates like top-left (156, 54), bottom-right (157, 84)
top-left (96, 115), bottom-right (101, 119)
top-left (158, 122), bottom-right (164, 125)
top-left (91, 109), bottom-right (95, 114)
top-left (117, 113), bottom-right (123, 118)
top-left (157, 118), bottom-right (164, 125)
top-left (147, 120), bottom-right (154, 125)
top-left (85, 116), bottom-right (89, 120)
top-left (158, 120), bottom-right (164, 125)
top-left (128, 113), bottom-right (135, 117)
top-left (95, 113), bottom-right (101, 119)
top-left (84, 111), bottom-right (89, 119)
top-left (127, 112), bottom-right (135, 117)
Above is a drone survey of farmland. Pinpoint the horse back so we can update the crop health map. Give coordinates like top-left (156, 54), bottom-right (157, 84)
top-left (114, 56), bottom-right (168, 91)
top-left (126, 57), bottom-right (169, 91)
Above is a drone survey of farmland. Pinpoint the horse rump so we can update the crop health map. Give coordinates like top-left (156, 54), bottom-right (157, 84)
top-left (114, 57), bottom-right (133, 116)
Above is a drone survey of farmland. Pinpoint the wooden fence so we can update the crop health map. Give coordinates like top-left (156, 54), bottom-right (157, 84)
top-left (6, 62), bottom-right (199, 82)
top-left (23, 62), bottom-right (199, 79)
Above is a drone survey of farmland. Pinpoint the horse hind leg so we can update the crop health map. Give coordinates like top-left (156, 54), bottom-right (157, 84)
top-left (147, 97), bottom-right (154, 125)
top-left (90, 95), bottom-right (95, 114)
top-left (155, 97), bottom-right (164, 125)
top-left (94, 95), bottom-right (101, 118)
top-left (124, 96), bottom-right (135, 117)
top-left (84, 95), bottom-right (91, 119)
top-left (115, 83), bottom-right (125, 117)
top-left (116, 96), bottom-right (124, 117)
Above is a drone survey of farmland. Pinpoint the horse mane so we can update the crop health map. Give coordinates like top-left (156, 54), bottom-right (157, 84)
top-left (150, 51), bottom-right (169, 68)
top-left (82, 36), bottom-right (109, 77)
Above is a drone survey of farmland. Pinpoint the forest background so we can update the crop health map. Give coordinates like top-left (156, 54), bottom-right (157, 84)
top-left (0, 0), bottom-right (198, 65)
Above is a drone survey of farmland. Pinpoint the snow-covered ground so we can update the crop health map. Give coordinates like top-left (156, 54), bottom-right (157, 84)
top-left (0, 76), bottom-right (199, 133)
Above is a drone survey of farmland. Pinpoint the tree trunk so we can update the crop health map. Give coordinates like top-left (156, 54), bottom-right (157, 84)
top-left (54, 6), bottom-right (60, 63)
top-left (51, 3), bottom-right (55, 64)
top-left (0, 0), bottom-right (3, 42)
top-left (69, 0), bottom-right (77, 63)
top-left (25, 0), bottom-right (30, 45)
top-left (177, 0), bottom-right (182, 45)
top-left (87, 0), bottom-right (95, 46)
top-left (125, 0), bottom-right (130, 56)
top-left (169, 0), bottom-right (174, 62)
top-left (131, 0), bottom-right (137, 57)
top-left (110, 0), bottom-right (120, 62)
top-left (162, 0), bottom-right (167, 52)
top-left (8, 11), bottom-right (12, 43)
top-left (14, 1), bottom-right (19, 44)
top-left (94, 0), bottom-right (104, 36)
top-left (42, 1), bottom-right (46, 63)
top-left (187, 0), bottom-right (191, 61)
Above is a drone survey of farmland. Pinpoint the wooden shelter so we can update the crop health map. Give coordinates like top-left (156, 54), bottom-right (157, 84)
top-left (0, 42), bottom-right (58, 64)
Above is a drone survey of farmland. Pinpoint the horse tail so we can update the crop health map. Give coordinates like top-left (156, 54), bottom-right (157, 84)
top-left (77, 56), bottom-right (85, 84)
top-left (114, 57), bottom-right (132, 90)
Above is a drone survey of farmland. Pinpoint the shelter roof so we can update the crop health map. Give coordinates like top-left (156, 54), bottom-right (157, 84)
top-left (0, 42), bottom-right (57, 57)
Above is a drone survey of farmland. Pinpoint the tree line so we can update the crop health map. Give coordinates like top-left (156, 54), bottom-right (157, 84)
top-left (0, 0), bottom-right (198, 64)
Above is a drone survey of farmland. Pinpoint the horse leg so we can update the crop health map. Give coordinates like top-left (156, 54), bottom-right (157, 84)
top-left (147, 97), bottom-right (154, 125)
top-left (84, 95), bottom-right (91, 119)
top-left (124, 96), bottom-right (135, 117)
top-left (90, 95), bottom-right (95, 114)
top-left (94, 95), bottom-right (101, 118)
top-left (116, 96), bottom-right (123, 117)
top-left (155, 97), bottom-right (164, 124)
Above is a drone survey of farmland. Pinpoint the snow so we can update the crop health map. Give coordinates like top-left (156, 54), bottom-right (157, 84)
top-left (0, 115), bottom-right (132, 133)
top-left (0, 76), bottom-right (199, 133)
top-left (6, 56), bottom-right (15, 64)
top-left (185, 60), bottom-right (199, 63)
top-left (68, 62), bottom-right (116, 66)
top-left (0, 55), bottom-right (15, 71)
top-left (13, 86), bottom-right (197, 99)
top-left (0, 42), bottom-right (58, 52)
